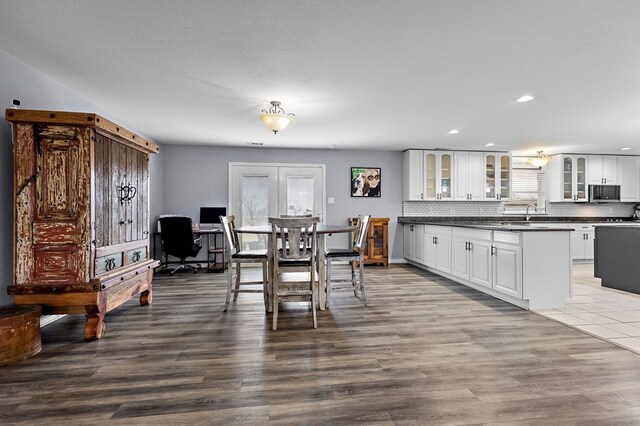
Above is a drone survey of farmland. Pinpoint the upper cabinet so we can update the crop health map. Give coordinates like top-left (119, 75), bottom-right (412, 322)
top-left (618, 156), bottom-right (640, 202)
top-left (588, 155), bottom-right (617, 185)
top-left (403, 150), bottom-right (453, 201)
top-left (454, 152), bottom-right (484, 201)
top-left (403, 150), bottom-right (511, 202)
top-left (424, 151), bottom-right (453, 200)
top-left (402, 150), bottom-right (424, 201)
top-left (547, 155), bottom-right (588, 202)
top-left (484, 153), bottom-right (511, 201)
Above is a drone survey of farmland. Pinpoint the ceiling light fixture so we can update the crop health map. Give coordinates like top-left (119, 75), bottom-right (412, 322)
top-left (485, 143), bottom-right (495, 147)
top-left (516, 95), bottom-right (534, 103)
top-left (448, 129), bottom-right (459, 134)
top-left (621, 147), bottom-right (632, 151)
top-left (259, 101), bottom-right (295, 134)
top-left (529, 150), bottom-right (550, 167)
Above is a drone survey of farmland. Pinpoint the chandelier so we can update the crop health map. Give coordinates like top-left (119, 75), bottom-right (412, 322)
top-left (529, 150), bottom-right (550, 168)
top-left (259, 101), bottom-right (295, 134)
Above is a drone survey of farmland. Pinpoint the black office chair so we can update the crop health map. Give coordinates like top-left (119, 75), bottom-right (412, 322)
top-left (159, 216), bottom-right (203, 275)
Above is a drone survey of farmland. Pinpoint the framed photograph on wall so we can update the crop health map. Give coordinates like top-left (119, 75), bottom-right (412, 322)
top-left (351, 167), bottom-right (381, 197)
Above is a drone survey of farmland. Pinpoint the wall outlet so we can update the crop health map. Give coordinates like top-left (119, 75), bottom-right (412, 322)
top-left (328, 197), bottom-right (335, 205)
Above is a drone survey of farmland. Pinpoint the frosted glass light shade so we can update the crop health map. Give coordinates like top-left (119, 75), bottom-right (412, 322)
top-left (529, 151), bottom-right (550, 167)
top-left (259, 113), bottom-right (293, 134)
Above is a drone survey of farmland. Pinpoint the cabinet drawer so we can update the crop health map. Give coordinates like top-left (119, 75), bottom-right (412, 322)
top-left (126, 246), bottom-right (147, 265)
top-left (493, 231), bottom-right (520, 245)
top-left (452, 228), bottom-right (492, 241)
top-left (95, 253), bottom-right (123, 275)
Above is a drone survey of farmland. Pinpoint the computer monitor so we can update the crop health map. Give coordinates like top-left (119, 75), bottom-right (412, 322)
top-left (199, 207), bottom-right (227, 224)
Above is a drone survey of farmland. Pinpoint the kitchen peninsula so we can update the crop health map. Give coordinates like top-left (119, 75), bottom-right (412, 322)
top-left (400, 217), bottom-right (573, 310)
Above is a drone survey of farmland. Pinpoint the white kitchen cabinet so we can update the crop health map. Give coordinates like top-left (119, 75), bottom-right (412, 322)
top-left (571, 224), bottom-right (595, 260)
top-left (403, 224), bottom-right (424, 263)
top-left (547, 154), bottom-right (588, 202)
top-left (451, 228), bottom-right (492, 288)
top-left (492, 233), bottom-right (523, 299)
top-left (424, 226), bottom-right (452, 273)
top-left (618, 156), bottom-right (640, 202)
top-left (454, 152), bottom-right (484, 201)
top-left (402, 150), bottom-right (424, 201)
top-left (424, 151), bottom-right (453, 200)
top-left (484, 153), bottom-right (511, 201)
top-left (588, 155), bottom-right (617, 185)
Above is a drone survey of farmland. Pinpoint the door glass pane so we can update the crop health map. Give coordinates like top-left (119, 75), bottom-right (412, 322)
top-left (286, 176), bottom-right (314, 216)
top-left (563, 157), bottom-right (572, 200)
top-left (577, 157), bottom-right (586, 199)
top-left (485, 155), bottom-right (496, 198)
top-left (441, 154), bottom-right (451, 199)
top-left (425, 154), bottom-right (436, 198)
top-left (241, 176), bottom-right (269, 249)
top-left (500, 155), bottom-right (510, 198)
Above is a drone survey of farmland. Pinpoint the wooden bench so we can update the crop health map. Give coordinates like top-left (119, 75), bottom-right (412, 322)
top-left (0, 305), bottom-right (42, 366)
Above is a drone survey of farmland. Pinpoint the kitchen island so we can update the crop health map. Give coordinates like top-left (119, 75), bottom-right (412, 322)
top-left (400, 218), bottom-right (573, 309)
top-left (594, 225), bottom-right (640, 295)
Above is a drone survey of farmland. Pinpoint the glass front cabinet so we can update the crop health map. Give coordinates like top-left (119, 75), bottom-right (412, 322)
top-left (547, 154), bottom-right (588, 202)
top-left (424, 151), bottom-right (453, 200)
top-left (349, 217), bottom-right (389, 267)
top-left (484, 153), bottom-right (511, 201)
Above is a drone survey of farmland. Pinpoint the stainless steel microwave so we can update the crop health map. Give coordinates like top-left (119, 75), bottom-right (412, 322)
top-left (589, 184), bottom-right (620, 202)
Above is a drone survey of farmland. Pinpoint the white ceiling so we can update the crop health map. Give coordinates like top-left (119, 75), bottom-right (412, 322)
top-left (1, 0), bottom-right (640, 155)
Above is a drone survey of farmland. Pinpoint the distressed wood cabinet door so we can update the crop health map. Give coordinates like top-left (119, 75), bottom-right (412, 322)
top-left (29, 126), bottom-right (91, 285)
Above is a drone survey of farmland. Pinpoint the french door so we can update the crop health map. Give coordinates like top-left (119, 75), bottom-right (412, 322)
top-left (229, 163), bottom-right (325, 249)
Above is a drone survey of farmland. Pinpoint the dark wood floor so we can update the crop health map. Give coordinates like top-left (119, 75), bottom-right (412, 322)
top-left (3, 264), bottom-right (640, 425)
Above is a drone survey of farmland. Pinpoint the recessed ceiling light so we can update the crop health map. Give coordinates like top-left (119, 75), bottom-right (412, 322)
top-left (329, 144), bottom-right (337, 149)
top-left (621, 147), bottom-right (632, 151)
top-left (485, 143), bottom-right (495, 147)
top-left (448, 129), bottom-right (459, 134)
top-left (516, 95), bottom-right (534, 103)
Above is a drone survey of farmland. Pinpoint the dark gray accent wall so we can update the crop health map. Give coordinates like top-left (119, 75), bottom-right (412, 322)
top-left (161, 145), bottom-right (404, 259)
top-left (0, 50), bottom-right (159, 306)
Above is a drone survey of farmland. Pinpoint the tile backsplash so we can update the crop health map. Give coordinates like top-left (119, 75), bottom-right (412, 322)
top-left (403, 201), bottom-right (502, 217)
top-left (403, 201), bottom-right (636, 217)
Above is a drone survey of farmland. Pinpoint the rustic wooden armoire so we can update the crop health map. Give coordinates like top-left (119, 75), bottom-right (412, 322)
top-left (5, 109), bottom-right (160, 340)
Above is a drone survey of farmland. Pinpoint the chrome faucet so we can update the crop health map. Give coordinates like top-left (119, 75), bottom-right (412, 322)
top-left (525, 204), bottom-right (537, 221)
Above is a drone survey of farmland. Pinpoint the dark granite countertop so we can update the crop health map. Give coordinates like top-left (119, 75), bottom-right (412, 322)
top-left (398, 216), bottom-right (633, 224)
top-left (397, 216), bottom-right (636, 232)
top-left (400, 220), bottom-right (571, 232)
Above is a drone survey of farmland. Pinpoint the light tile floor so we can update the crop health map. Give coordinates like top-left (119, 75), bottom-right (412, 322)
top-left (534, 262), bottom-right (640, 355)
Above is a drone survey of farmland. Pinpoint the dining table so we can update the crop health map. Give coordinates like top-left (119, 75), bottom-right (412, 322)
top-left (234, 223), bottom-right (356, 310)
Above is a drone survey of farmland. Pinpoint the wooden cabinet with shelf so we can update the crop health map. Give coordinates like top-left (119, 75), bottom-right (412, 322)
top-left (5, 109), bottom-right (160, 340)
top-left (349, 217), bottom-right (389, 266)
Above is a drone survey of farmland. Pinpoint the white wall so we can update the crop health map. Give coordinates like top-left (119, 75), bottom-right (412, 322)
top-left (160, 144), bottom-right (404, 259)
top-left (0, 50), bottom-right (161, 306)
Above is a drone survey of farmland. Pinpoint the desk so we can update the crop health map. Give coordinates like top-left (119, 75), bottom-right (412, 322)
top-left (235, 224), bottom-right (355, 309)
top-left (153, 229), bottom-right (225, 272)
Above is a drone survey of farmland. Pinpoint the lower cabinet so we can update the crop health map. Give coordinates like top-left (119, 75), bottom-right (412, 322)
top-left (491, 232), bottom-right (523, 299)
top-left (424, 226), bottom-right (452, 273)
top-left (571, 224), bottom-right (595, 260)
top-left (451, 229), bottom-right (492, 288)
top-left (403, 224), bottom-right (424, 263)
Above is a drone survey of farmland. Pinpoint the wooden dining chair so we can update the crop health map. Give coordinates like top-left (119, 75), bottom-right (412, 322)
top-left (220, 215), bottom-right (269, 311)
top-left (324, 215), bottom-right (371, 306)
top-left (269, 216), bottom-right (320, 330)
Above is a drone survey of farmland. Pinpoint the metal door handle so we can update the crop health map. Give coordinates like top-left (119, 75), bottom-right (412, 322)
top-left (491, 245), bottom-right (495, 256)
